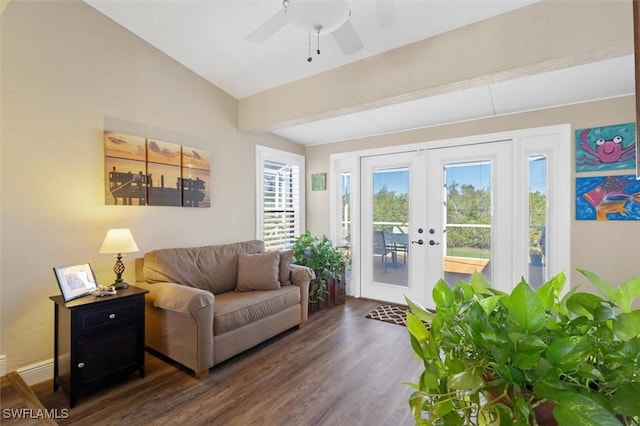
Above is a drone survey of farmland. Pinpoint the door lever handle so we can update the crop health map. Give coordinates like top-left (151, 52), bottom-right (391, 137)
top-left (429, 240), bottom-right (440, 246)
top-left (411, 239), bottom-right (424, 245)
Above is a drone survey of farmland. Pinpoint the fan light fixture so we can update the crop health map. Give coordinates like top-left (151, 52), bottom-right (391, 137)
top-left (246, 0), bottom-right (363, 61)
top-left (286, 0), bottom-right (351, 62)
top-left (286, 0), bottom-right (350, 35)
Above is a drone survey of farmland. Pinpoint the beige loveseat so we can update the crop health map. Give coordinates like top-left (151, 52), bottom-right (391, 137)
top-left (134, 240), bottom-right (314, 378)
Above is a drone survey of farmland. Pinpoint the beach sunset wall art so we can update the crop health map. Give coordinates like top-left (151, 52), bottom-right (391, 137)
top-left (147, 139), bottom-right (182, 206)
top-left (103, 131), bottom-right (210, 208)
top-left (182, 146), bottom-right (211, 208)
top-left (104, 131), bottom-right (147, 206)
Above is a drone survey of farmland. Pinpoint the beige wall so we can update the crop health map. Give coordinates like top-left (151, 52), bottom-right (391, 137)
top-left (0, 0), bottom-right (302, 372)
top-left (305, 96), bottom-right (640, 291)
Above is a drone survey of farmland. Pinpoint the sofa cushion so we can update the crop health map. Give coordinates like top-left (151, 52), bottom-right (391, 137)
top-left (213, 286), bottom-right (300, 335)
top-left (236, 251), bottom-right (281, 291)
top-left (143, 240), bottom-right (265, 294)
top-left (278, 250), bottom-right (293, 285)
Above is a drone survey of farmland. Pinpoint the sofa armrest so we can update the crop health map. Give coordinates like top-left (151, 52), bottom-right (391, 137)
top-left (145, 281), bottom-right (214, 313)
top-left (290, 264), bottom-right (315, 322)
top-left (135, 280), bottom-right (214, 377)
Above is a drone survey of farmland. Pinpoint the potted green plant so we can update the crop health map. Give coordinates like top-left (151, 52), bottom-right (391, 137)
top-left (405, 269), bottom-right (640, 426)
top-left (292, 231), bottom-right (349, 309)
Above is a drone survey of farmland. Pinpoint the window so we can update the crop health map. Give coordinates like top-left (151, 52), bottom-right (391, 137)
top-left (256, 146), bottom-right (305, 250)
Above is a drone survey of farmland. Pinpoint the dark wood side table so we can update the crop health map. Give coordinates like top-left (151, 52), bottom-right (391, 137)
top-left (50, 285), bottom-right (148, 408)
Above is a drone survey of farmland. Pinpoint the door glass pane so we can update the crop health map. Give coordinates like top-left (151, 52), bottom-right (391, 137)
top-left (529, 155), bottom-right (547, 288)
top-left (340, 172), bottom-right (352, 281)
top-left (372, 168), bottom-right (409, 287)
top-left (443, 161), bottom-right (492, 284)
top-left (340, 172), bottom-right (351, 246)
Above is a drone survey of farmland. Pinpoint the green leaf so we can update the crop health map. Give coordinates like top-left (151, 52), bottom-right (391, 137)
top-left (616, 276), bottom-right (640, 313)
top-left (552, 392), bottom-right (621, 426)
top-left (478, 295), bottom-right (505, 316)
top-left (536, 272), bottom-right (566, 310)
top-left (448, 370), bottom-right (484, 392)
top-left (576, 268), bottom-right (616, 303)
top-left (610, 382), bottom-right (640, 416)
top-left (470, 270), bottom-right (492, 296)
top-left (405, 296), bottom-right (435, 323)
top-left (406, 312), bottom-right (430, 342)
top-left (613, 311), bottom-right (640, 342)
top-left (593, 305), bottom-right (615, 323)
top-left (433, 280), bottom-right (455, 309)
top-left (506, 280), bottom-right (545, 332)
top-left (566, 292), bottom-right (603, 318)
top-left (546, 336), bottom-right (591, 371)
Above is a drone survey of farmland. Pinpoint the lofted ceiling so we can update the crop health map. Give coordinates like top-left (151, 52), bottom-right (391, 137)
top-left (83, 0), bottom-right (635, 145)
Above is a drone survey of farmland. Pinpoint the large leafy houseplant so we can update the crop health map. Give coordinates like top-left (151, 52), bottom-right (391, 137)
top-left (292, 231), bottom-right (349, 302)
top-left (406, 270), bottom-right (640, 426)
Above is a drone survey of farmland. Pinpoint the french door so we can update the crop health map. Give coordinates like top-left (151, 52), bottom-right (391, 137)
top-left (361, 152), bottom-right (427, 305)
top-left (361, 141), bottom-right (512, 308)
top-left (335, 125), bottom-right (570, 310)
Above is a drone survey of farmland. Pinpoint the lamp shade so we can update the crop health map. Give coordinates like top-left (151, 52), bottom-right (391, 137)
top-left (99, 228), bottom-right (139, 254)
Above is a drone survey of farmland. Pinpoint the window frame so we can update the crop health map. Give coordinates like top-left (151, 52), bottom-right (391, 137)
top-left (255, 145), bottom-right (305, 250)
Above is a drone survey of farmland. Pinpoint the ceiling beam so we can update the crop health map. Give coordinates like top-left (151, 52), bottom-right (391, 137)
top-left (239, 0), bottom-right (633, 134)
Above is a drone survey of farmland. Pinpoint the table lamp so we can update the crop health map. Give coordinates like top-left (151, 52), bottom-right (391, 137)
top-left (99, 228), bottom-right (139, 289)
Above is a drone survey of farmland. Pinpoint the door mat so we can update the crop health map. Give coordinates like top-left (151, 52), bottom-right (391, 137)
top-left (365, 305), bottom-right (409, 326)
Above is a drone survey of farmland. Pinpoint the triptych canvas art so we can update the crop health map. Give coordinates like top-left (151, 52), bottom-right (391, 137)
top-left (104, 131), bottom-right (210, 207)
top-left (575, 122), bottom-right (639, 221)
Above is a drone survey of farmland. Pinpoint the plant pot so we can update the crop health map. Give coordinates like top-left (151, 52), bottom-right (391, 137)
top-left (530, 253), bottom-right (543, 266)
top-left (487, 389), bottom-right (556, 426)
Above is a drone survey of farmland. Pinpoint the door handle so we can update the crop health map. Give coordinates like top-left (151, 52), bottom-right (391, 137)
top-left (429, 240), bottom-right (440, 246)
top-left (411, 239), bottom-right (424, 245)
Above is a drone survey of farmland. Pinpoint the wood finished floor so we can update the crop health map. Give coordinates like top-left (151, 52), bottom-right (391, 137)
top-left (29, 297), bottom-right (421, 426)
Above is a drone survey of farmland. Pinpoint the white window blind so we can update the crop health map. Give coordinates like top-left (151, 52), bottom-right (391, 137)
top-left (256, 146), bottom-right (305, 250)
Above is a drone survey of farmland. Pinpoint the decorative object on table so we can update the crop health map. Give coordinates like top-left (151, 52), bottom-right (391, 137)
top-left (90, 285), bottom-right (117, 297)
top-left (52, 263), bottom-right (99, 302)
top-left (406, 270), bottom-right (640, 425)
top-left (311, 172), bottom-right (327, 191)
top-left (575, 123), bottom-right (636, 172)
top-left (182, 146), bottom-right (211, 208)
top-left (576, 174), bottom-right (640, 221)
top-left (99, 228), bottom-right (139, 289)
top-left (291, 231), bottom-right (349, 310)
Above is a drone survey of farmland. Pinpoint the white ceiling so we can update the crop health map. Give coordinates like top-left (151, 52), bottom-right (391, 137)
top-left (83, 0), bottom-right (635, 145)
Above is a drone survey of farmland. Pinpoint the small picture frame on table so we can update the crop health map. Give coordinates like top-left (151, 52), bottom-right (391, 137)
top-left (53, 263), bottom-right (99, 302)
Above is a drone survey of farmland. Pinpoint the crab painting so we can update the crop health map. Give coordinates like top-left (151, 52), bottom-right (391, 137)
top-left (575, 123), bottom-right (637, 172)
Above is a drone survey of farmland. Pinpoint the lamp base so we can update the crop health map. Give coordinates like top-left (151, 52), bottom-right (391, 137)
top-left (114, 281), bottom-right (129, 290)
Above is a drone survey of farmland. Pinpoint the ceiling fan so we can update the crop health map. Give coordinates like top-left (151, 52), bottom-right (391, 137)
top-left (247, 0), bottom-right (371, 61)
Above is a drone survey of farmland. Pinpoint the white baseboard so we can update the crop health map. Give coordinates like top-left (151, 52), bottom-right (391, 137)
top-left (0, 354), bottom-right (6, 376)
top-left (17, 359), bottom-right (54, 386)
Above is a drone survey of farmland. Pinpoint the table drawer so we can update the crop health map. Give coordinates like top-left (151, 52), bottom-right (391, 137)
top-left (79, 300), bottom-right (139, 331)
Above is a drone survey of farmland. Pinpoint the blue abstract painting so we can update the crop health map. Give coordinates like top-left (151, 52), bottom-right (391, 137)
top-left (575, 123), bottom-right (636, 172)
top-left (576, 175), bottom-right (640, 221)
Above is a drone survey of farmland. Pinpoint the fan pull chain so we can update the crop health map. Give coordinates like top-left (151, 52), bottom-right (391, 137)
top-left (317, 31), bottom-right (321, 55)
top-left (307, 32), bottom-right (312, 62)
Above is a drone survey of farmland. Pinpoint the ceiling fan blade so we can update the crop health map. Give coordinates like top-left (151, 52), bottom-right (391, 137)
top-left (377, 0), bottom-right (395, 29)
top-left (332, 20), bottom-right (364, 55)
top-left (246, 9), bottom-right (289, 43)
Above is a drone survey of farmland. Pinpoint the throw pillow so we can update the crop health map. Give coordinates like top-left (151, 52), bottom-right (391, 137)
top-left (278, 250), bottom-right (293, 285)
top-left (236, 251), bottom-right (281, 291)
